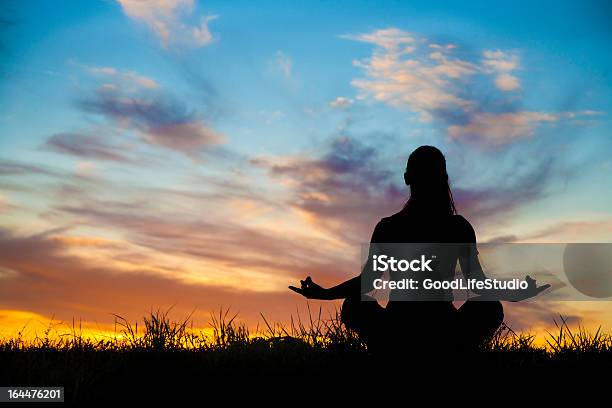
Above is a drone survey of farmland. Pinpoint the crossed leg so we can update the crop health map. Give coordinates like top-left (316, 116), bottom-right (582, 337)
top-left (455, 299), bottom-right (504, 350)
top-left (341, 296), bottom-right (504, 353)
top-left (340, 295), bottom-right (388, 352)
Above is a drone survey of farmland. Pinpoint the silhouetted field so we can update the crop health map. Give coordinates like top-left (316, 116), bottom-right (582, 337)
top-left (1, 307), bottom-right (611, 403)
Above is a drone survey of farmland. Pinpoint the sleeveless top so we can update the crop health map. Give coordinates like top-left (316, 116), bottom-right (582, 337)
top-left (366, 208), bottom-right (480, 304)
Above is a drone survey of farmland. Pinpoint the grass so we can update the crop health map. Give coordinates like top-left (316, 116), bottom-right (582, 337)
top-left (1, 306), bottom-right (611, 402)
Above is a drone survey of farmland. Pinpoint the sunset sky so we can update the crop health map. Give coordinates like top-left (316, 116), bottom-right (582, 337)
top-left (1, 0), bottom-right (611, 341)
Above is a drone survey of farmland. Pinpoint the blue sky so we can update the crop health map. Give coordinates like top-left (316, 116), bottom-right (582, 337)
top-left (0, 0), bottom-right (611, 336)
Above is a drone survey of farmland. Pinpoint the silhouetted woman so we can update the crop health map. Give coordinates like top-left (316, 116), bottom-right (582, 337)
top-left (290, 146), bottom-right (548, 353)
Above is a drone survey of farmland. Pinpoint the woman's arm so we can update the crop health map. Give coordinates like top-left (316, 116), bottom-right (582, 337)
top-left (457, 217), bottom-right (549, 301)
top-left (289, 275), bottom-right (361, 300)
top-left (289, 257), bottom-right (380, 300)
top-left (289, 221), bottom-right (385, 300)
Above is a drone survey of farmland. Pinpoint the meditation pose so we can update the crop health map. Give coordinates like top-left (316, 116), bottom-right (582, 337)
top-left (290, 145), bottom-right (549, 353)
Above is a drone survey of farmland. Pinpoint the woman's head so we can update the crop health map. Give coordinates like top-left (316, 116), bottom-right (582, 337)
top-left (403, 145), bottom-right (456, 215)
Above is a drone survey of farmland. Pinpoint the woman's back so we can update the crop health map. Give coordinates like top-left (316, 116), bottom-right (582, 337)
top-left (370, 208), bottom-right (479, 308)
top-left (371, 208), bottom-right (476, 244)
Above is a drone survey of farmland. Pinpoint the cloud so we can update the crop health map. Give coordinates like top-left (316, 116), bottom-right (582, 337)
top-left (0, 194), bottom-right (13, 213)
top-left (0, 152), bottom-right (360, 295)
top-left (0, 159), bottom-right (64, 178)
top-left (482, 50), bottom-right (519, 72)
top-left (255, 137), bottom-right (405, 243)
top-left (522, 219), bottom-right (612, 242)
top-left (329, 97), bottom-right (354, 109)
top-left (44, 133), bottom-right (135, 163)
top-left (191, 15), bottom-right (217, 46)
top-left (342, 28), bottom-right (417, 51)
top-left (253, 134), bottom-right (572, 243)
top-left (76, 86), bottom-right (224, 155)
top-left (447, 110), bottom-right (600, 145)
top-left (453, 156), bottom-right (554, 224)
top-left (89, 66), bottom-right (159, 89)
top-left (482, 49), bottom-right (521, 91)
top-left (68, 64), bottom-right (225, 156)
top-left (0, 226), bottom-right (334, 330)
top-left (73, 161), bottom-right (97, 177)
top-left (344, 28), bottom-right (601, 145)
top-left (116, 0), bottom-right (217, 48)
top-left (144, 121), bottom-right (223, 153)
top-left (448, 111), bottom-right (559, 145)
top-left (495, 73), bottom-right (520, 91)
top-left (346, 28), bottom-right (477, 121)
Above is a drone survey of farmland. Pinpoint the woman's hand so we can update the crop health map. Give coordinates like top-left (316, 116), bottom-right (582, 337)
top-left (288, 276), bottom-right (329, 300)
top-left (525, 274), bottom-right (551, 296)
top-left (473, 275), bottom-right (551, 302)
top-left (508, 275), bottom-right (551, 302)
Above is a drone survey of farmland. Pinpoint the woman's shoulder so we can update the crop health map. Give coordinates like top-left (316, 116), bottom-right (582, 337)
top-left (375, 209), bottom-right (410, 230)
top-left (373, 212), bottom-right (476, 242)
top-left (449, 214), bottom-right (476, 241)
top-left (370, 211), bottom-right (405, 241)
top-left (380, 210), bottom-right (473, 225)
top-left (451, 213), bottom-right (472, 226)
